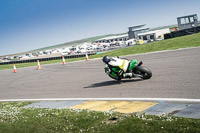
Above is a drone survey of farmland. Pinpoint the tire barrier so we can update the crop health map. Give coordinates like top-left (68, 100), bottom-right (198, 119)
top-left (164, 26), bottom-right (200, 39)
top-left (0, 53), bottom-right (96, 65)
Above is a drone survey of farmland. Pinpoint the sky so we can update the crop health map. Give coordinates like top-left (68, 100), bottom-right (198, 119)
top-left (0, 0), bottom-right (200, 56)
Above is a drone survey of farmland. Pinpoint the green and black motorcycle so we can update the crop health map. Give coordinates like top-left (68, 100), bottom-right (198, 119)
top-left (104, 58), bottom-right (152, 80)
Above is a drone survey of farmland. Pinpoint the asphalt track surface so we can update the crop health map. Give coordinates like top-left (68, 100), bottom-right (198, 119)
top-left (0, 47), bottom-right (200, 100)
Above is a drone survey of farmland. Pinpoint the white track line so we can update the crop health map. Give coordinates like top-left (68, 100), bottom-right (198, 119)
top-left (1, 98), bottom-right (200, 102)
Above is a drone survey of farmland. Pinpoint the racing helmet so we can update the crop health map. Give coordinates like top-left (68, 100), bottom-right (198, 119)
top-left (102, 55), bottom-right (110, 64)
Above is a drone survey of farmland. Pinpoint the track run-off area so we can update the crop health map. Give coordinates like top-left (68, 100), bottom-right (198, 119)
top-left (0, 47), bottom-right (200, 100)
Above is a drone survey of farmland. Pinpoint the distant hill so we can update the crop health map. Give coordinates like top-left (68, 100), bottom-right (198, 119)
top-left (30, 33), bottom-right (125, 53)
top-left (0, 33), bottom-right (123, 57)
top-left (150, 24), bottom-right (177, 31)
top-left (151, 21), bottom-right (200, 31)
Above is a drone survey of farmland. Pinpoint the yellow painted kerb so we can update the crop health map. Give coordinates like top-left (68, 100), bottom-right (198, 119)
top-left (71, 101), bottom-right (108, 109)
top-left (113, 101), bottom-right (157, 113)
top-left (71, 101), bottom-right (157, 114)
top-left (90, 101), bottom-right (129, 111)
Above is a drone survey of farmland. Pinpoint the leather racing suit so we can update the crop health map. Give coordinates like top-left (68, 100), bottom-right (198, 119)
top-left (105, 57), bottom-right (132, 80)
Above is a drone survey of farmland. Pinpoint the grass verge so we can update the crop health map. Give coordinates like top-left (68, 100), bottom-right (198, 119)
top-left (0, 102), bottom-right (200, 133)
top-left (1, 33), bottom-right (200, 70)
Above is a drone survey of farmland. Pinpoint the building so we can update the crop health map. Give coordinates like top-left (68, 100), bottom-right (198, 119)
top-left (165, 14), bottom-right (199, 39)
top-left (138, 28), bottom-right (170, 41)
top-left (128, 24), bottom-right (149, 39)
top-left (177, 14), bottom-right (198, 30)
top-left (94, 24), bottom-right (150, 43)
top-left (94, 34), bottom-right (128, 43)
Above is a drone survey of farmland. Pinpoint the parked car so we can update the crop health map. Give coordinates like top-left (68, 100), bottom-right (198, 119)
top-left (77, 49), bottom-right (87, 53)
top-left (61, 51), bottom-right (70, 55)
top-left (156, 38), bottom-right (164, 41)
top-left (126, 39), bottom-right (136, 46)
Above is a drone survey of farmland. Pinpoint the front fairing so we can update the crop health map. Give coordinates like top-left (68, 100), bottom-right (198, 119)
top-left (129, 59), bottom-right (137, 70)
top-left (104, 64), bottom-right (118, 79)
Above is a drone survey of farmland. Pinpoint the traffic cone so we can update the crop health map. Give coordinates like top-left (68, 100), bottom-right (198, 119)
top-left (62, 56), bottom-right (66, 65)
top-left (13, 64), bottom-right (17, 73)
top-left (86, 53), bottom-right (89, 61)
top-left (37, 60), bottom-right (41, 70)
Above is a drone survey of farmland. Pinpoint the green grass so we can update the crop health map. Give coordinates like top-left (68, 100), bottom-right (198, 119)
top-left (89, 32), bottom-right (200, 58)
top-left (1, 32), bottom-right (200, 70)
top-left (0, 102), bottom-right (200, 133)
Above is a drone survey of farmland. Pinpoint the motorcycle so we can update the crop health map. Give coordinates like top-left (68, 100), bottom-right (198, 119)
top-left (104, 57), bottom-right (152, 80)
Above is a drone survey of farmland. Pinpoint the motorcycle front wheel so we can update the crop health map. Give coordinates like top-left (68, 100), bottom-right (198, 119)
top-left (134, 66), bottom-right (152, 79)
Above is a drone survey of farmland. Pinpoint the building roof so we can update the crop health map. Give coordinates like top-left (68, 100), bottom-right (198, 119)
top-left (137, 30), bottom-right (156, 36)
top-left (128, 24), bottom-right (146, 29)
top-left (137, 28), bottom-right (170, 36)
top-left (95, 34), bottom-right (128, 41)
top-left (177, 14), bottom-right (197, 19)
top-left (131, 27), bottom-right (149, 32)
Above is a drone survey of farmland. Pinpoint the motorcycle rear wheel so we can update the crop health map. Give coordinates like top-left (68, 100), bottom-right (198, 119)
top-left (134, 66), bottom-right (152, 79)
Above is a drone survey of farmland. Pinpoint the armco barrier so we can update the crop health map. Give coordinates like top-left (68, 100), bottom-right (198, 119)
top-left (0, 53), bottom-right (96, 65)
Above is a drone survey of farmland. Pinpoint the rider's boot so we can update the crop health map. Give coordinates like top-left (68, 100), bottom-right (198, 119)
top-left (123, 73), bottom-right (133, 78)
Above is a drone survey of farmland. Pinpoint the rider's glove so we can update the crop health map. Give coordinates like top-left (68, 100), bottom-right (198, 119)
top-left (104, 67), bottom-right (111, 74)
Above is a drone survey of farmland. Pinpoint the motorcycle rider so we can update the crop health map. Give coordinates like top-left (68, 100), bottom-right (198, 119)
top-left (102, 55), bottom-right (133, 80)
